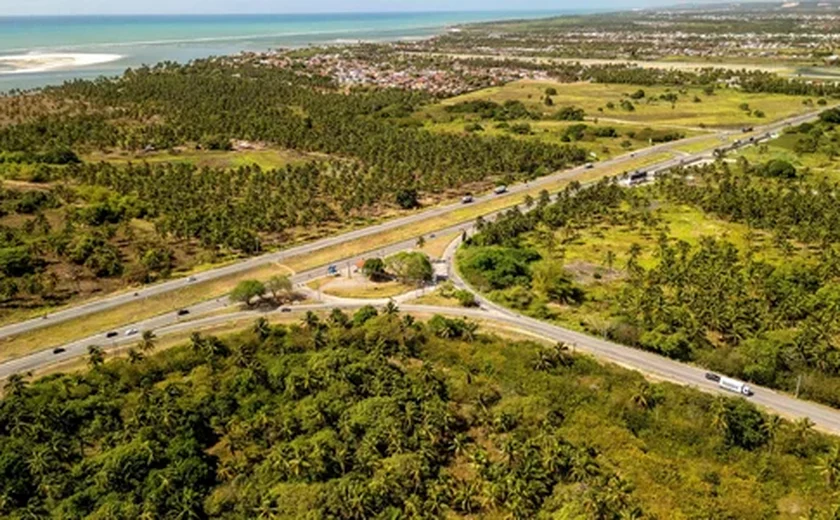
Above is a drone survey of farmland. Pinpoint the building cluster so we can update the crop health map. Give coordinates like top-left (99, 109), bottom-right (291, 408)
top-left (232, 48), bottom-right (550, 95)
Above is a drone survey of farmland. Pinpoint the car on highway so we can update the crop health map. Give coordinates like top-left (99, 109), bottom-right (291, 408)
top-left (125, 328), bottom-right (139, 336)
top-left (281, 307), bottom-right (292, 313)
top-left (584, 162), bottom-right (594, 169)
top-left (461, 194), bottom-right (473, 203)
top-left (177, 309), bottom-right (190, 316)
top-left (188, 276), bottom-right (197, 282)
top-left (105, 331), bottom-right (118, 338)
top-left (705, 372), bottom-right (721, 382)
top-left (494, 185), bottom-right (507, 195)
top-left (52, 347), bottom-right (66, 354)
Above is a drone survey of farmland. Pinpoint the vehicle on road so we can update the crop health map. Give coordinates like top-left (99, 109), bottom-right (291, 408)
top-left (177, 309), bottom-right (190, 316)
top-left (584, 162), bottom-right (594, 169)
top-left (125, 328), bottom-right (139, 336)
top-left (494, 185), bottom-right (507, 195)
top-left (281, 307), bottom-right (292, 313)
top-left (327, 265), bottom-right (338, 275)
top-left (105, 331), bottom-right (118, 338)
top-left (188, 276), bottom-right (197, 282)
top-left (461, 194), bottom-right (473, 203)
top-left (719, 376), bottom-right (754, 396)
top-left (52, 347), bottom-right (65, 354)
top-left (705, 372), bottom-right (721, 382)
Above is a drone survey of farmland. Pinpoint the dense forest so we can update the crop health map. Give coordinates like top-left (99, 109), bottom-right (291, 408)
top-left (2, 309), bottom-right (839, 518)
top-left (459, 133), bottom-right (840, 408)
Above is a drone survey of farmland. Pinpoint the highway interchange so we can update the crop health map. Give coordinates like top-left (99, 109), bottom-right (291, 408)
top-left (3, 107), bottom-right (840, 434)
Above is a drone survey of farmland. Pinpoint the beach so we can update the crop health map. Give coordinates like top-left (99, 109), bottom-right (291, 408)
top-left (0, 52), bottom-right (123, 74)
top-left (0, 11), bottom-right (580, 91)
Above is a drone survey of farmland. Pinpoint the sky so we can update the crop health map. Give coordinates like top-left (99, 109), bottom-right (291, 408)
top-left (0, 0), bottom-right (722, 16)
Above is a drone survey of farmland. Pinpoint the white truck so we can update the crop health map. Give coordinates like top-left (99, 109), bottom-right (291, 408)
top-left (718, 376), bottom-right (754, 397)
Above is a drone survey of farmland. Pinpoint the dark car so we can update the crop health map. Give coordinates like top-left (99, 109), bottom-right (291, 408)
top-left (705, 372), bottom-right (721, 382)
top-left (105, 331), bottom-right (118, 338)
top-left (177, 309), bottom-right (190, 316)
top-left (52, 347), bottom-right (66, 354)
top-left (281, 307), bottom-right (292, 313)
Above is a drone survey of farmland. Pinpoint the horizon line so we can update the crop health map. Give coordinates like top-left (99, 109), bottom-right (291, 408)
top-left (0, 8), bottom-right (607, 18)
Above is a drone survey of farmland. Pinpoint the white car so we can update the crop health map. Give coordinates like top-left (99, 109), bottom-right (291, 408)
top-left (125, 328), bottom-right (139, 336)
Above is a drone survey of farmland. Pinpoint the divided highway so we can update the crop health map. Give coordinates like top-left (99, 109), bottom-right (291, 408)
top-left (0, 107), bottom-right (821, 342)
top-left (3, 107), bottom-right (840, 435)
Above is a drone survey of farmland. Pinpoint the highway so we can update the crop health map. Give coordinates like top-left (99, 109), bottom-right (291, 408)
top-left (0, 106), bottom-right (822, 343)
top-left (3, 106), bottom-right (840, 435)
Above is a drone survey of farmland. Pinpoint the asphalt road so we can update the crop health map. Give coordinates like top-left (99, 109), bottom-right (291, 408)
top-left (3, 106), bottom-right (840, 435)
top-left (7, 208), bottom-right (840, 435)
top-left (0, 107), bottom-right (822, 342)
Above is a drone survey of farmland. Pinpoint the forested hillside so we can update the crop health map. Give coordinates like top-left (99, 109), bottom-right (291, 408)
top-left (1, 309), bottom-right (839, 518)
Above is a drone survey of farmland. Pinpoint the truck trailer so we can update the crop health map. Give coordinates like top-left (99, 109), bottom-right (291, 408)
top-left (718, 376), bottom-right (754, 397)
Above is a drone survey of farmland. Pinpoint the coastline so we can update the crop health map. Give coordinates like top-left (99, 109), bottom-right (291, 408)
top-left (0, 53), bottom-right (123, 75)
top-left (0, 11), bottom-right (569, 91)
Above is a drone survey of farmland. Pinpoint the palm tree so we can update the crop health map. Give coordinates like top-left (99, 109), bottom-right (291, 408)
top-left (87, 345), bottom-right (104, 369)
top-left (711, 397), bottom-right (729, 434)
top-left (384, 300), bottom-right (400, 315)
top-left (139, 330), bottom-right (157, 354)
top-left (3, 372), bottom-right (28, 397)
top-left (792, 417), bottom-right (815, 444)
top-left (329, 308), bottom-right (349, 328)
top-left (762, 414), bottom-right (783, 453)
top-left (189, 332), bottom-right (205, 353)
top-left (128, 348), bottom-right (144, 365)
top-left (817, 444), bottom-right (840, 489)
top-left (461, 320), bottom-right (479, 342)
top-left (631, 381), bottom-right (655, 410)
top-left (252, 317), bottom-right (271, 340)
top-left (302, 311), bottom-right (320, 329)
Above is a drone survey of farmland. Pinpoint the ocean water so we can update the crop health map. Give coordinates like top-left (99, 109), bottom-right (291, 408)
top-left (0, 11), bottom-right (588, 92)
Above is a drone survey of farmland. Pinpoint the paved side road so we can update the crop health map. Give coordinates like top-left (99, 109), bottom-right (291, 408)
top-left (0, 106), bottom-right (822, 342)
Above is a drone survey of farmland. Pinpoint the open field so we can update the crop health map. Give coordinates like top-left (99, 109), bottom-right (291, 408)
top-left (85, 147), bottom-right (323, 170)
top-left (314, 275), bottom-right (417, 300)
top-left (434, 80), bottom-right (816, 130)
top-left (426, 118), bottom-right (703, 159)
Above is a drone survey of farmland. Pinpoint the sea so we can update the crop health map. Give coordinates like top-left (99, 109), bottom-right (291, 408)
top-left (0, 11), bottom-right (592, 92)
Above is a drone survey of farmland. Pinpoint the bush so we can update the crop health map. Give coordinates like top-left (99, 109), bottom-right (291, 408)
top-left (552, 106), bottom-right (585, 121)
top-left (0, 247), bottom-right (38, 277)
top-left (459, 246), bottom-right (540, 291)
top-left (454, 289), bottom-right (478, 307)
top-left (760, 159), bottom-right (797, 179)
top-left (545, 87), bottom-right (558, 96)
top-left (362, 258), bottom-right (387, 281)
top-left (385, 251), bottom-right (432, 285)
top-left (394, 188), bottom-right (419, 209)
top-left (230, 280), bottom-right (266, 306)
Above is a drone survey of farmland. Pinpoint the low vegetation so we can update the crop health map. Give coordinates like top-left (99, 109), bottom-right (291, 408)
top-left (2, 310), bottom-right (839, 518)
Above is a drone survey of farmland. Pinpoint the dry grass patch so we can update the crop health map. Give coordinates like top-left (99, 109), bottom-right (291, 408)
top-left (0, 263), bottom-right (291, 362)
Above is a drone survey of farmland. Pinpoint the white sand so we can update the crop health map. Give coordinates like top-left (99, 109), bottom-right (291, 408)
top-left (0, 53), bottom-right (123, 75)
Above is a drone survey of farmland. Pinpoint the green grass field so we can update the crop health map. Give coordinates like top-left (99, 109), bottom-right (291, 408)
top-left (426, 118), bottom-right (703, 159)
top-left (431, 80), bottom-right (816, 130)
top-left (85, 147), bottom-right (322, 170)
